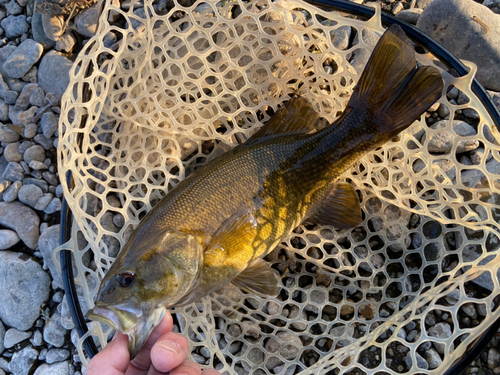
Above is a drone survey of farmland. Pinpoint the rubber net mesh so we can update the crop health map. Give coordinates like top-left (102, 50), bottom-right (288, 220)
top-left (56, 0), bottom-right (500, 373)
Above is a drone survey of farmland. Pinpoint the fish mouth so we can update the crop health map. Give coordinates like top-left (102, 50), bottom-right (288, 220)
top-left (87, 303), bottom-right (165, 359)
top-left (87, 302), bottom-right (139, 334)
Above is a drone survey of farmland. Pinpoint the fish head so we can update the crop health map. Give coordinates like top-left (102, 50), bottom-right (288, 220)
top-left (87, 230), bottom-right (204, 358)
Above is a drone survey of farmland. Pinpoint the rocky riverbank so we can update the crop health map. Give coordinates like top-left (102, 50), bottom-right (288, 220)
top-left (0, 0), bottom-right (499, 374)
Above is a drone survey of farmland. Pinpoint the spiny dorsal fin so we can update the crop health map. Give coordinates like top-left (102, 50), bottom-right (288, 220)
top-left (308, 182), bottom-right (362, 229)
top-left (249, 97), bottom-right (320, 140)
top-left (232, 258), bottom-right (278, 296)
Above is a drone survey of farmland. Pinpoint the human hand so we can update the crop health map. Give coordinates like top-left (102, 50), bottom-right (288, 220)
top-left (86, 311), bottom-right (221, 375)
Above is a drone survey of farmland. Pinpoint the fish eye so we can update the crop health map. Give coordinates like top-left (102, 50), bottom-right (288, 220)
top-left (117, 270), bottom-right (135, 287)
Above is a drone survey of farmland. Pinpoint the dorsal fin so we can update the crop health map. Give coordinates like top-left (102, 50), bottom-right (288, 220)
top-left (248, 97), bottom-right (320, 141)
top-left (307, 182), bottom-right (363, 229)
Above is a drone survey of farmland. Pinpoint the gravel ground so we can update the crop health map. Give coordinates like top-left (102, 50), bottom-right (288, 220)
top-left (0, 0), bottom-right (499, 373)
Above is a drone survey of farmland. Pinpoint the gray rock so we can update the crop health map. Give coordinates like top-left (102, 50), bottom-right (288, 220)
top-left (2, 180), bottom-right (21, 202)
top-left (42, 171), bottom-right (58, 186)
top-left (31, 330), bottom-right (43, 347)
top-left (24, 124), bottom-right (38, 139)
top-left (0, 99), bottom-right (8, 121)
top-left (437, 103), bottom-right (450, 118)
top-left (2, 162), bottom-right (24, 181)
top-left (33, 134), bottom-right (54, 150)
top-left (45, 348), bottom-right (70, 364)
top-left (0, 229), bottom-right (20, 249)
top-left (55, 184), bottom-right (63, 197)
top-left (5, 0), bottom-right (22, 15)
top-left (330, 26), bottom-right (351, 50)
top-left (18, 106), bottom-right (38, 126)
top-left (392, 2), bottom-right (404, 14)
top-left (424, 348), bottom-right (443, 369)
top-left (18, 141), bottom-right (35, 154)
top-left (8, 346), bottom-right (38, 375)
top-left (55, 33), bottom-right (76, 53)
top-left (0, 126), bottom-right (20, 143)
top-left (396, 8), bottom-right (423, 24)
top-left (4, 142), bottom-right (22, 162)
top-left (41, 13), bottom-right (64, 42)
top-left (44, 197), bottom-right (61, 214)
top-left (406, 352), bottom-right (429, 369)
top-left (349, 29), bottom-right (379, 74)
top-left (470, 147), bottom-right (491, 164)
top-left (40, 112), bottom-right (58, 138)
top-left (1, 15), bottom-right (29, 39)
top-left (15, 83), bottom-right (38, 110)
top-left (103, 32), bottom-right (117, 48)
top-left (0, 45), bottom-right (16, 62)
top-left (3, 41), bottom-right (43, 79)
top-left (489, 90), bottom-right (500, 111)
top-left (421, 120), bottom-right (479, 153)
top-left (113, 213), bottom-right (125, 227)
top-left (23, 177), bottom-right (48, 192)
top-left (0, 180), bottom-right (10, 195)
top-left (0, 77), bottom-right (9, 101)
top-left (37, 51), bottom-right (72, 99)
top-left (75, 5), bottom-right (99, 37)
top-left (35, 193), bottom-right (52, 211)
top-left (4, 329), bottom-right (32, 349)
top-left (417, 0), bottom-right (436, 8)
top-left (38, 225), bottom-right (63, 289)
top-left (43, 313), bottom-right (66, 347)
top-left (0, 321), bottom-right (4, 355)
top-left (417, 0), bottom-right (500, 91)
top-left (23, 144), bottom-right (45, 164)
top-left (264, 332), bottom-right (302, 360)
top-left (33, 361), bottom-right (70, 375)
top-left (461, 157), bottom-right (500, 187)
top-left (0, 202), bottom-right (40, 249)
top-left (60, 298), bottom-right (75, 330)
top-left (31, 0), bottom-right (56, 49)
top-left (0, 252), bottom-right (50, 331)
top-left (29, 86), bottom-right (45, 107)
top-left (18, 184), bottom-right (43, 208)
top-left (29, 160), bottom-right (47, 170)
top-left (5, 90), bottom-right (19, 104)
top-left (427, 322), bottom-right (452, 354)
top-left (0, 358), bottom-right (8, 373)
top-left (488, 348), bottom-right (500, 370)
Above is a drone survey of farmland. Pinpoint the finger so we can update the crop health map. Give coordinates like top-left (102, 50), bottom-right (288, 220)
top-left (86, 332), bottom-right (130, 375)
top-left (202, 369), bottom-right (222, 375)
top-left (126, 311), bottom-right (174, 375)
top-left (168, 360), bottom-right (202, 375)
top-left (150, 331), bottom-right (189, 373)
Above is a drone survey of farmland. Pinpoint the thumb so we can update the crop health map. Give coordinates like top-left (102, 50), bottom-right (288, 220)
top-left (86, 332), bottom-right (130, 375)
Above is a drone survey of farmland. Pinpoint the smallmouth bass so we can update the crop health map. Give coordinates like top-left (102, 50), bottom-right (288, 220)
top-left (87, 25), bottom-right (444, 358)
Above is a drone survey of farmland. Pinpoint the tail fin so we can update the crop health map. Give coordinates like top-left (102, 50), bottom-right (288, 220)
top-left (349, 25), bottom-right (443, 137)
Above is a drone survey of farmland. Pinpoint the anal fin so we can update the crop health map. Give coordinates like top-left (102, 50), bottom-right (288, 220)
top-left (308, 182), bottom-right (362, 229)
top-left (232, 258), bottom-right (278, 296)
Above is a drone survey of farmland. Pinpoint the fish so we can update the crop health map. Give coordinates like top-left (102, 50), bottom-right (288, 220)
top-left (87, 24), bottom-right (444, 358)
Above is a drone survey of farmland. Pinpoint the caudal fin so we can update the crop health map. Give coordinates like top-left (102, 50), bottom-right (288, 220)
top-left (349, 25), bottom-right (443, 137)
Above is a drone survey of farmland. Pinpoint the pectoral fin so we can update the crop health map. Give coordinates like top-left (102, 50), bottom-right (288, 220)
top-left (204, 212), bottom-right (258, 267)
top-left (232, 258), bottom-right (278, 296)
top-left (307, 182), bottom-right (362, 229)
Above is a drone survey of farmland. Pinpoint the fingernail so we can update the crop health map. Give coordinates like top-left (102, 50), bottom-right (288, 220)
top-left (157, 341), bottom-right (181, 355)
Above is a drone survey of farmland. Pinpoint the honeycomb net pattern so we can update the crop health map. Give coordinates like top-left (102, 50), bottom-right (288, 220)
top-left (56, 0), bottom-right (500, 373)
